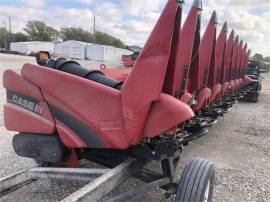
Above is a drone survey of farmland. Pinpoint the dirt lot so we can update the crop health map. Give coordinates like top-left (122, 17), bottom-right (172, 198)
top-left (0, 53), bottom-right (269, 201)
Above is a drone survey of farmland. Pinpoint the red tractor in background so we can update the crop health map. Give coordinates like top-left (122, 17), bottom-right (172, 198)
top-left (122, 51), bottom-right (140, 68)
top-left (98, 52), bottom-right (140, 82)
top-left (0, 0), bottom-right (258, 201)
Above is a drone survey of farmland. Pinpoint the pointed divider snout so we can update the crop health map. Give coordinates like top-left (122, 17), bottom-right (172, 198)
top-left (210, 10), bottom-right (218, 24)
top-left (235, 35), bottom-right (239, 43)
top-left (230, 29), bottom-right (235, 38)
top-left (239, 39), bottom-right (244, 46)
top-left (222, 22), bottom-right (228, 33)
top-left (192, 0), bottom-right (203, 10)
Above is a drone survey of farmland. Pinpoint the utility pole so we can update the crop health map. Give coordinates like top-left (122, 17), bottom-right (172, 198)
top-left (93, 15), bottom-right (96, 34)
top-left (93, 14), bottom-right (96, 43)
top-left (0, 27), bottom-right (2, 49)
top-left (2, 21), bottom-right (7, 50)
top-left (9, 16), bottom-right (11, 50)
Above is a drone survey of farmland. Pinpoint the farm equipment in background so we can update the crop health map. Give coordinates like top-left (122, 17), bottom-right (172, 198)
top-left (122, 51), bottom-right (140, 68)
top-left (0, 0), bottom-right (260, 201)
top-left (98, 52), bottom-right (140, 82)
top-left (241, 60), bottom-right (262, 102)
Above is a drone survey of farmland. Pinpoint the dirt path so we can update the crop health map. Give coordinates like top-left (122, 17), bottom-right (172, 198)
top-left (0, 53), bottom-right (269, 201)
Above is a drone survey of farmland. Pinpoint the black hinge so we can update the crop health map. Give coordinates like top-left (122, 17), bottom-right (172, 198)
top-left (226, 69), bottom-right (230, 81)
top-left (203, 67), bottom-right (209, 85)
top-left (216, 69), bottom-right (221, 83)
top-left (181, 65), bottom-right (190, 94)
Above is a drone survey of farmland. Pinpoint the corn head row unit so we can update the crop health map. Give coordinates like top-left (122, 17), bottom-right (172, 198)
top-left (0, 0), bottom-right (259, 201)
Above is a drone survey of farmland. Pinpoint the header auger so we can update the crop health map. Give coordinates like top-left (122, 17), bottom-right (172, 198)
top-left (0, 0), bottom-right (260, 201)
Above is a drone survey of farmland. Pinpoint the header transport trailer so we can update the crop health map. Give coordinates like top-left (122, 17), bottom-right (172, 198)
top-left (0, 0), bottom-right (258, 201)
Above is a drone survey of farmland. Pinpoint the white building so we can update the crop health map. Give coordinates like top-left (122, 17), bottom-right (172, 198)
top-left (55, 40), bottom-right (133, 61)
top-left (54, 40), bottom-right (90, 60)
top-left (10, 41), bottom-right (55, 55)
top-left (87, 44), bottom-right (133, 61)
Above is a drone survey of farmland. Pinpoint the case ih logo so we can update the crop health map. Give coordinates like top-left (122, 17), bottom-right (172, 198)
top-left (7, 91), bottom-right (42, 115)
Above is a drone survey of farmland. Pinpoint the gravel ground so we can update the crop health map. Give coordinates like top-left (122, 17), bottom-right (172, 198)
top-left (0, 53), bottom-right (269, 202)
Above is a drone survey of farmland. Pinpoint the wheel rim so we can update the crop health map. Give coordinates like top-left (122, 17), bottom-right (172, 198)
top-left (203, 180), bottom-right (210, 202)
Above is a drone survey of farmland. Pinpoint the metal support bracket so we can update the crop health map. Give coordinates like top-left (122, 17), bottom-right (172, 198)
top-left (0, 158), bottom-right (144, 202)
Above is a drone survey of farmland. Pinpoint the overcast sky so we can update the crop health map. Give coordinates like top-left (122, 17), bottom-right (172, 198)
top-left (0, 0), bottom-right (270, 56)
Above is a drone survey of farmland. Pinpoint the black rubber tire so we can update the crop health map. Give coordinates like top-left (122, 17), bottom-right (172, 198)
top-left (250, 93), bottom-right (259, 103)
top-left (244, 92), bottom-right (259, 103)
top-left (175, 158), bottom-right (215, 202)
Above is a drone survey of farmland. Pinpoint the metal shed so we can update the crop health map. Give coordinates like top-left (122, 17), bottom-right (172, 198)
top-left (10, 41), bottom-right (55, 55)
top-left (54, 40), bottom-right (91, 60)
top-left (86, 44), bottom-right (133, 61)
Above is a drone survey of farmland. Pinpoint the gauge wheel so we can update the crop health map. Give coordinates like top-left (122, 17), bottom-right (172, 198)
top-left (175, 158), bottom-right (215, 202)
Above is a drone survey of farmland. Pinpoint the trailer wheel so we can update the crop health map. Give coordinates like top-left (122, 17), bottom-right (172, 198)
top-left (250, 93), bottom-right (259, 103)
top-left (175, 158), bottom-right (215, 202)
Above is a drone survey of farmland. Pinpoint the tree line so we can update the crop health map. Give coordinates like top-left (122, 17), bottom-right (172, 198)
top-left (251, 53), bottom-right (270, 72)
top-left (0, 20), bottom-right (127, 49)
